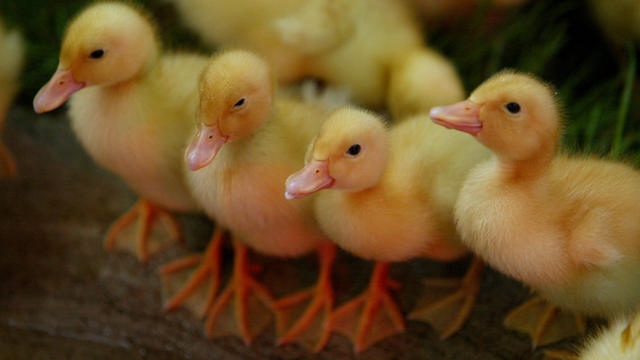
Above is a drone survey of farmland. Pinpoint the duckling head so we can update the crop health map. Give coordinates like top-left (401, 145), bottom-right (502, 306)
top-left (285, 107), bottom-right (388, 199)
top-left (33, 2), bottom-right (159, 113)
top-left (430, 71), bottom-right (561, 162)
top-left (186, 50), bottom-right (274, 171)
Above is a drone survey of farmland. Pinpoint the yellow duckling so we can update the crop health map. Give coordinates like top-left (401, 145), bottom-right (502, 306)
top-left (168, 0), bottom-right (464, 119)
top-left (33, 2), bottom-right (209, 261)
top-left (0, 19), bottom-right (24, 177)
top-left (176, 50), bottom-right (338, 349)
top-left (589, 0), bottom-right (640, 46)
top-left (431, 71), bottom-right (640, 347)
top-left (285, 107), bottom-right (490, 351)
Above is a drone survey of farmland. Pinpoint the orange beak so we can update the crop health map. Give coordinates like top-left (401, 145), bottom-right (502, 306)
top-left (185, 123), bottom-right (228, 171)
top-left (430, 100), bottom-right (482, 135)
top-left (285, 159), bottom-right (334, 199)
top-left (33, 66), bottom-right (85, 113)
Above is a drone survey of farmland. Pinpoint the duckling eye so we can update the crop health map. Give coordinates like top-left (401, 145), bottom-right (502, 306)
top-left (505, 102), bottom-right (521, 114)
top-left (233, 98), bottom-right (246, 108)
top-left (346, 144), bottom-right (361, 156)
top-left (89, 49), bottom-right (104, 59)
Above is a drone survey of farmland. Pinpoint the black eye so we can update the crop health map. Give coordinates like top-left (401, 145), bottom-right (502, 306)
top-left (233, 98), bottom-right (246, 108)
top-left (505, 102), bottom-right (521, 114)
top-left (346, 144), bottom-right (361, 156)
top-left (89, 49), bottom-right (104, 59)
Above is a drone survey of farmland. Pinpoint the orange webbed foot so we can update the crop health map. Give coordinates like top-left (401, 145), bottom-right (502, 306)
top-left (329, 262), bottom-right (405, 352)
top-left (409, 257), bottom-right (483, 338)
top-left (504, 296), bottom-right (586, 348)
top-left (275, 243), bottom-right (336, 352)
top-left (160, 228), bottom-right (224, 315)
top-left (104, 199), bottom-right (182, 262)
top-left (204, 240), bottom-right (278, 345)
top-left (0, 140), bottom-right (17, 177)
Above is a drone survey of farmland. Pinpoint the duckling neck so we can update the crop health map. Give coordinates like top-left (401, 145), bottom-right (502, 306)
top-left (496, 137), bottom-right (557, 183)
top-left (342, 184), bottom-right (379, 202)
top-left (497, 151), bottom-right (553, 183)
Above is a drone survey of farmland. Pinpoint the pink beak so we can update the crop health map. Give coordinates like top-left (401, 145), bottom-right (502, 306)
top-left (285, 159), bottom-right (335, 199)
top-left (185, 123), bottom-right (228, 171)
top-left (33, 66), bottom-right (85, 113)
top-left (430, 100), bottom-right (482, 135)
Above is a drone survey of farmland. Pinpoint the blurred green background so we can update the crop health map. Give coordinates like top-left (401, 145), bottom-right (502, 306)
top-left (1, 0), bottom-right (638, 162)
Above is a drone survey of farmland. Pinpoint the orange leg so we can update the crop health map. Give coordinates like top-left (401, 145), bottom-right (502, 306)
top-left (0, 140), bottom-right (17, 177)
top-left (409, 256), bottom-right (483, 338)
top-left (329, 262), bottom-right (405, 352)
top-left (204, 239), bottom-right (278, 345)
top-left (104, 199), bottom-right (181, 262)
top-left (504, 296), bottom-right (586, 348)
top-left (160, 228), bottom-right (224, 314)
top-left (275, 243), bottom-right (336, 351)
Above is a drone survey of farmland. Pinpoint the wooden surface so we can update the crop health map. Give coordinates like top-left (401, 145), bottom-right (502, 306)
top-left (0, 107), bottom-right (581, 359)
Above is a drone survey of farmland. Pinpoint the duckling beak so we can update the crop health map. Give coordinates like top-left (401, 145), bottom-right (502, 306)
top-left (285, 159), bottom-right (334, 200)
top-left (185, 123), bottom-right (228, 171)
top-left (33, 66), bottom-right (85, 113)
top-left (430, 100), bottom-right (482, 135)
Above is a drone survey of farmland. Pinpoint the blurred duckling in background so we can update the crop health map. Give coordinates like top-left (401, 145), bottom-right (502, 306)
top-left (588, 0), bottom-right (640, 46)
top-left (168, 0), bottom-right (464, 120)
top-left (431, 71), bottom-right (640, 347)
top-left (0, 19), bottom-right (24, 177)
top-left (172, 50), bottom-right (339, 349)
top-left (33, 2), bottom-right (209, 261)
top-left (285, 107), bottom-right (491, 351)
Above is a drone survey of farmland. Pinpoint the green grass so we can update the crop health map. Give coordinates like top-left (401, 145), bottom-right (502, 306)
top-left (610, 42), bottom-right (636, 159)
top-left (1, 0), bottom-right (638, 162)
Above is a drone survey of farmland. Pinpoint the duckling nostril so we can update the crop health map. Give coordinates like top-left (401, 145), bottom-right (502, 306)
top-left (315, 169), bottom-right (320, 174)
top-left (59, 81), bottom-right (65, 86)
top-left (208, 135), bottom-right (213, 139)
